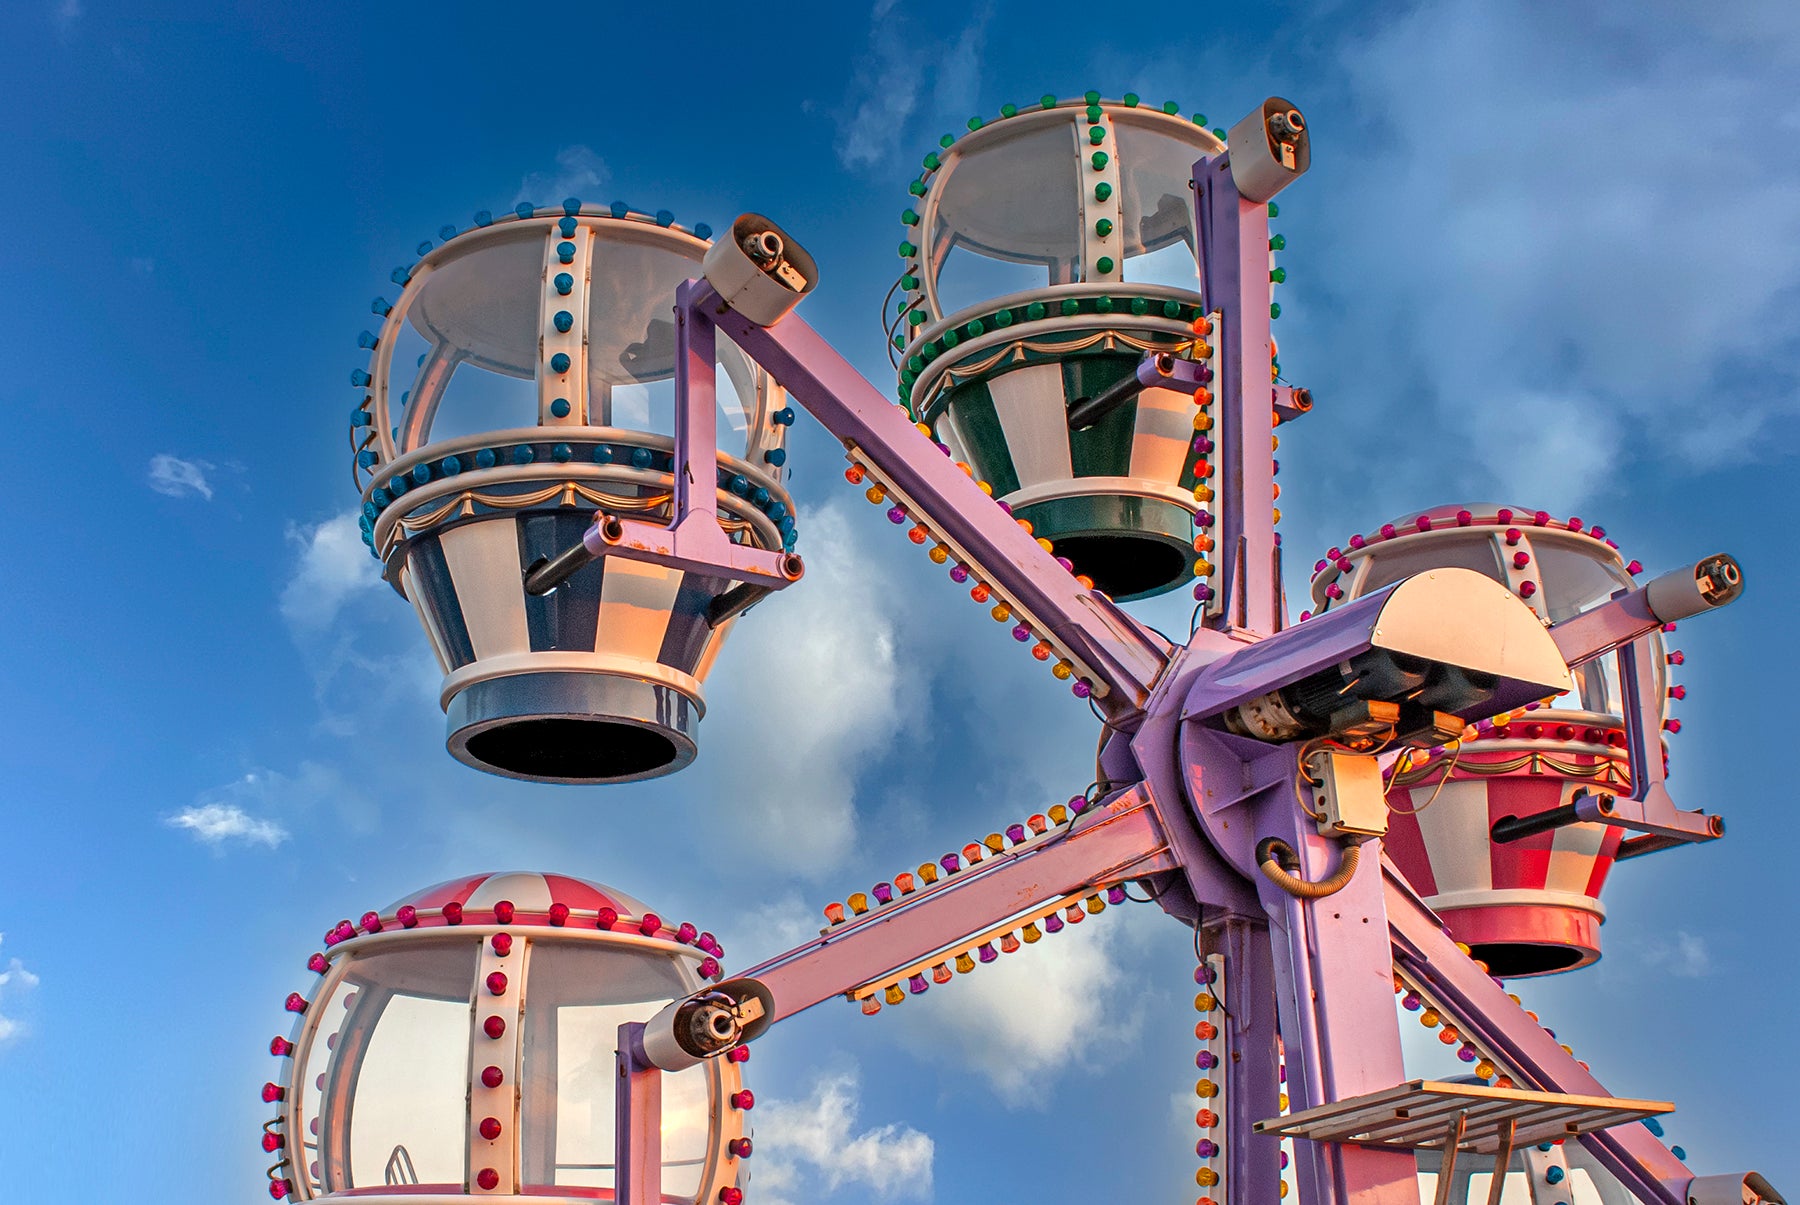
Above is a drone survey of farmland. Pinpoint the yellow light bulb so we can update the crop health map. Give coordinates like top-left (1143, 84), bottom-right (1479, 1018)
top-left (991, 603), bottom-right (1011, 622)
top-left (1420, 1009), bottom-right (1440, 1026)
top-left (1052, 660), bottom-right (1073, 679)
top-left (954, 952), bottom-right (975, 974)
top-left (1197, 1167), bottom-right (1219, 1187)
top-left (1194, 993), bottom-right (1217, 1012)
top-left (928, 545), bottom-right (949, 564)
top-left (1048, 804), bottom-right (1069, 824)
top-left (1022, 922), bottom-right (1042, 943)
top-left (1085, 895), bottom-right (1105, 914)
top-left (1036, 537), bottom-right (1054, 553)
top-left (884, 983), bottom-right (905, 1005)
top-left (1195, 1078), bottom-right (1219, 1099)
top-left (1194, 485), bottom-right (1214, 502)
top-left (865, 485), bottom-right (885, 504)
top-left (977, 481), bottom-right (993, 496)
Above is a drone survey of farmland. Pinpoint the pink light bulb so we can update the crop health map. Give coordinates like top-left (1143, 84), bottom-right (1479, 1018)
top-left (490, 933), bottom-right (512, 957)
top-left (596, 906), bottom-right (618, 929)
top-left (261, 1082), bottom-right (284, 1103)
top-left (396, 904), bottom-right (419, 928)
top-left (359, 911), bottom-right (382, 933)
top-left (638, 912), bottom-right (661, 936)
top-left (700, 956), bottom-right (721, 978)
top-left (270, 1036), bottom-right (294, 1057)
top-left (548, 902), bottom-right (570, 926)
top-left (731, 1089), bottom-right (756, 1109)
top-left (307, 953), bottom-right (328, 974)
top-left (284, 993), bottom-right (306, 1014)
top-left (442, 902), bottom-right (464, 925)
top-left (493, 900), bottom-right (515, 924)
top-left (677, 922), bottom-right (698, 943)
top-left (486, 971), bottom-right (508, 995)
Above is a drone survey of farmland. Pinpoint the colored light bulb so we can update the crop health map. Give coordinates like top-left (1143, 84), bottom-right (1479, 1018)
top-left (908, 974), bottom-right (928, 994)
top-left (484, 1016), bottom-right (506, 1039)
top-left (917, 862), bottom-right (940, 884)
top-left (476, 1168), bottom-right (500, 1190)
top-left (848, 893), bottom-right (870, 915)
top-left (955, 952), bottom-right (976, 973)
top-left (396, 905), bottom-right (418, 928)
top-left (270, 1036), bottom-right (294, 1057)
top-left (443, 902), bottom-right (464, 925)
top-left (480, 1116), bottom-right (503, 1140)
top-left (307, 953), bottom-right (328, 974)
top-left (1045, 912), bottom-right (1064, 934)
top-left (731, 1089), bottom-right (756, 1110)
top-left (261, 1082), bottom-right (284, 1103)
top-left (932, 963), bottom-right (953, 984)
top-left (481, 1065), bottom-right (504, 1088)
top-left (884, 983), bottom-right (905, 1005)
top-left (861, 997), bottom-right (881, 1015)
top-left (284, 993), bottom-right (307, 1014)
top-left (1000, 933), bottom-right (1021, 954)
top-left (486, 971), bottom-right (508, 995)
top-left (491, 933), bottom-right (512, 956)
top-left (976, 942), bottom-right (998, 963)
top-left (596, 906), bottom-right (617, 929)
top-left (638, 912), bottom-right (661, 936)
top-left (895, 872), bottom-right (916, 894)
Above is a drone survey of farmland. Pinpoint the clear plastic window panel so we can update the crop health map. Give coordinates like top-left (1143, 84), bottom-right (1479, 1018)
top-left (1533, 539), bottom-right (1660, 715)
top-left (1355, 535), bottom-right (1505, 596)
top-left (926, 117), bottom-right (1082, 318)
top-left (1112, 115), bottom-right (1210, 291)
top-left (392, 226), bottom-right (761, 456)
top-left (296, 940), bottom-right (481, 1192)
top-left (518, 942), bottom-right (713, 1201)
top-left (402, 229), bottom-right (544, 448)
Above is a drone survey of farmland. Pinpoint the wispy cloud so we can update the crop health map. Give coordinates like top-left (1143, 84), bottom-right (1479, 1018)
top-left (147, 454), bottom-right (213, 500)
top-left (754, 1066), bottom-right (933, 1205)
top-left (1291, 0), bottom-right (1800, 512)
top-left (1640, 929), bottom-right (1712, 979)
top-left (696, 503), bottom-right (926, 873)
top-left (891, 901), bottom-right (1147, 1104)
top-left (0, 936), bottom-right (41, 1044)
top-left (834, 1), bottom-right (995, 171)
top-left (165, 801), bottom-right (289, 848)
top-left (281, 513), bottom-right (383, 630)
top-left (514, 146), bottom-right (608, 208)
top-left (52, 0), bottom-right (81, 37)
top-left (165, 762), bottom-right (375, 851)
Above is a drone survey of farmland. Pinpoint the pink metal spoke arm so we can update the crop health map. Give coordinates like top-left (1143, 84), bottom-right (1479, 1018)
top-left (732, 786), bottom-right (1178, 1025)
top-left (697, 284), bottom-right (1177, 720)
top-left (1385, 863), bottom-right (1696, 1205)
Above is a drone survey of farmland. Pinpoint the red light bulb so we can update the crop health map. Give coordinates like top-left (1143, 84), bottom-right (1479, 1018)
top-left (493, 900), bottom-right (515, 924)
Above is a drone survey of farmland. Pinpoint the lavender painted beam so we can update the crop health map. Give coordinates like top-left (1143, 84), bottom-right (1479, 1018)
top-left (1548, 586), bottom-right (1663, 668)
top-left (697, 283), bottom-right (1173, 719)
top-left (615, 1022), bottom-right (662, 1205)
top-left (735, 787), bottom-right (1177, 1023)
top-left (1196, 153), bottom-right (1282, 638)
top-left (1385, 863), bottom-right (1694, 1205)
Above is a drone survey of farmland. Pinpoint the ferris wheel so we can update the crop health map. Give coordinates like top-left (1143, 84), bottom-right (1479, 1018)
top-left (257, 94), bottom-right (1779, 1205)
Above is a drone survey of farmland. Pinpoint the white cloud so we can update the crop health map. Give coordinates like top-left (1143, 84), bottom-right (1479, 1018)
top-left (1640, 929), bottom-right (1712, 979)
top-left (515, 145), bottom-right (608, 207)
top-left (0, 936), bottom-right (40, 1045)
top-left (281, 512), bottom-right (383, 630)
top-left (891, 900), bottom-right (1143, 1105)
top-left (147, 454), bottom-right (214, 500)
top-left (834, 3), bottom-right (993, 171)
top-left (165, 801), bottom-right (289, 848)
top-left (167, 762), bottom-right (379, 849)
top-left (1300, 0), bottom-right (1800, 510)
top-left (698, 503), bottom-right (925, 872)
top-left (753, 1067), bottom-right (933, 1205)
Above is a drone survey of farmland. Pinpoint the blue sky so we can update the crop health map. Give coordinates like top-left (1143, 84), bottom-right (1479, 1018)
top-left (1, 1), bottom-right (1797, 1202)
